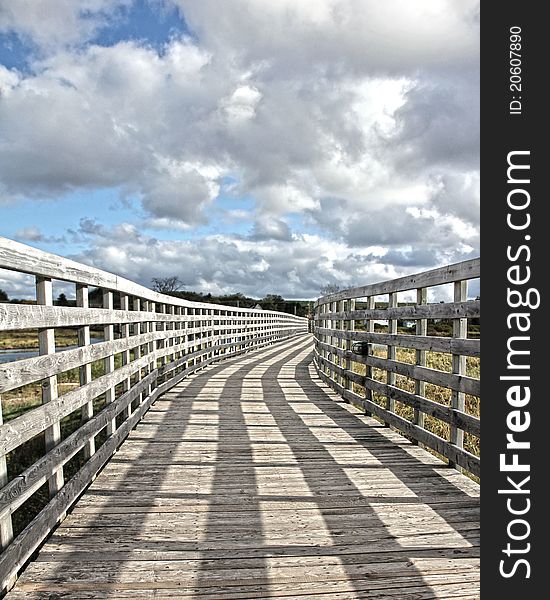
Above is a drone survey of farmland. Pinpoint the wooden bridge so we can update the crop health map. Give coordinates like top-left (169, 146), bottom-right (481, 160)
top-left (0, 237), bottom-right (480, 598)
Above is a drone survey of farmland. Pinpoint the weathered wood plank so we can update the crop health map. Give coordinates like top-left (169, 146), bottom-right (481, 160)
top-left (314, 327), bottom-right (480, 356)
top-left (315, 366), bottom-right (480, 477)
top-left (315, 340), bottom-right (480, 396)
top-left (317, 299), bottom-right (480, 322)
top-left (0, 237), bottom-right (311, 320)
top-left (316, 258), bottom-right (480, 304)
top-left (35, 277), bottom-right (64, 499)
top-left (3, 336), bottom-right (478, 599)
top-left (0, 303), bottom-right (308, 332)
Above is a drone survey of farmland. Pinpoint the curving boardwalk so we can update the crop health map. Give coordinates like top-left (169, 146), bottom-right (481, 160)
top-left (6, 336), bottom-right (479, 599)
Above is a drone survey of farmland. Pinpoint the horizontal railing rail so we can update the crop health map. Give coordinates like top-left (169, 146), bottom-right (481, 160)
top-left (313, 258), bottom-right (480, 478)
top-left (0, 237), bottom-right (308, 590)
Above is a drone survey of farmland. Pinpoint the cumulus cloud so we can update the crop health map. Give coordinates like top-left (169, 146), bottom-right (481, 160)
top-left (0, 0), bottom-right (132, 51)
top-left (249, 216), bottom-right (292, 241)
top-left (65, 224), bottom-right (402, 298)
top-left (170, 0), bottom-right (479, 77)
top-left (14, 225), bottom-right (66, 244)
top-left (0, 0), bottom-right (479, 296)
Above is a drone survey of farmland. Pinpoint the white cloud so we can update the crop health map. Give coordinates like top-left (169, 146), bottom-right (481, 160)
top-left (0, 0), bottom-right (132, 50)
top-left (1, 0), bottom-right (479, 295)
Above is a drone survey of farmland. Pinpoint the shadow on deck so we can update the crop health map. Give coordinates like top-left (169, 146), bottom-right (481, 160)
top-left (6, 335), bottom-right (480, 599)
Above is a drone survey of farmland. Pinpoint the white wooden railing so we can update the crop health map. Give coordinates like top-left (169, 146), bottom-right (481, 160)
top-left (313, 258), bottom-right (480, 478)
top-left (0, 237), bottom-right (308, 590)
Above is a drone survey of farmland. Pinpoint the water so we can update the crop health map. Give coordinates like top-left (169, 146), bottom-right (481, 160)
top-left (0, 339), bottom-right (103, 364)
top-left (0, 348), bottom-right (40, 363)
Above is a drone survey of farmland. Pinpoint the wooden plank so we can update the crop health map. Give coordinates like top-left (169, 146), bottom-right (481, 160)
top-left (315, 339), bottom-right (480, 396)
top-left (386, 291), bottom-right (397, 420)
top-left (317, 258), bottom-right (480, 304)
top-left (314, 327), bottom-right (480, 357)
top-left (0, 236), bottom-right (310, 321)
top-left (1, 334), bottom-right (479, 598)
top-left (317, 299), bottom-right (480, 322)
top-left (35, 277), bottom-right (64, 499)
top-left (76, 284), bottom-right (94, 459)
top-left (414, 287), bottom-right (428, 431)
top-left (450, 280), bottom-right (467, 470)
top-left (0, 303), bottom-right (308, 333)
top-left (315, 365), bottom-right (480, 477)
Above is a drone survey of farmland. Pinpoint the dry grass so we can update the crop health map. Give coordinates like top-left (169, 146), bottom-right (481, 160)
top-left (0, 328), bottom-right (104, 350)
top-left (351, 347), bottom-right (480, 460)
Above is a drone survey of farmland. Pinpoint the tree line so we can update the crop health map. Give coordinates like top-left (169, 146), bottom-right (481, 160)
top-left (0, 286), bottom-right (311, 317)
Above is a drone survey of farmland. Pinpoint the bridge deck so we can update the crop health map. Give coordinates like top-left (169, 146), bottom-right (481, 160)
top-left (7, 336), bottom-right (480, 599)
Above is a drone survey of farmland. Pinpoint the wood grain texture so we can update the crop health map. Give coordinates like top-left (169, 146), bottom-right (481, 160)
top-left (315, 364), bottom-right (480, 477)
top-left (4, 335), bottom-right (479, 599)
top-left (317, 299), bottom-right (480, 322)
top-left (0, 303), bottom-right (307, 332)
top-left (316, 258), bottom-right (480, 305)
top-left (314, 327), bottom-right (480, 357)
top-left (0, 236), bottom-right (310, 318)
top-left (315, 339), bottom-right (480, 396)
top-left (314, 354), bottom-right (479, 437)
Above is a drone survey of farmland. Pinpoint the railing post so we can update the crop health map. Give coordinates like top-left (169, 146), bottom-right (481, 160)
top-left (338, 300), bottom-right (346, 390)
top-left (321, 302), bottom-right (328, 378)
top-left (148, 302), bottom-right (156, 392)
top-left (103, 289), bottom-right (116, 435)
top-left (385, 292), bottom-right (397, 425)
top-left (120, 293), bottom-right (131, 420)
top-left (76, 284), bottom-right (95, 458)
top-left (0, 398), bottom-right (14, 550)
top-left (413, 287), bottom-right (428, 437)
top-left (364, 296), bottom-right (375, 417)
top-left (345, 299), bottom-right (355, 392)
top-left (36, 276), bottom-right (65, 497)
top-left (450, 280), bottom-right (467, 469)
top-left (159, 303), bottom-right (166, 376)
top-left (169, 305), bottom-right (176, 368)
top-left (133, 298), bottom-right (143, 406)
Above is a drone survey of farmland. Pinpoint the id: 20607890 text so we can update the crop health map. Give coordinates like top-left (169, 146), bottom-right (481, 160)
top-left (509, 26), bottom-right (523, 115)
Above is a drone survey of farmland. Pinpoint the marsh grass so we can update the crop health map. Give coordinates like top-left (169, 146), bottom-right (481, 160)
top-left (3, 354), bottom-right (125, 536)
top-left (0, 328), bottom-right (103, 350)
top-left (350, 347), bottom-right (480, 459)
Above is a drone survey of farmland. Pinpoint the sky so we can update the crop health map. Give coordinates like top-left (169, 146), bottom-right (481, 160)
top-left (0, 0), bottom-right (480, 300)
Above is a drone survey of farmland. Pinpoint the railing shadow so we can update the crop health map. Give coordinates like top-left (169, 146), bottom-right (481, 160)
top-left (8, 335), bottom-right (479, 598)
top-left (188, 340), bottom-right (479, 597)
top-left (6, 339), bottom-right (310, 598)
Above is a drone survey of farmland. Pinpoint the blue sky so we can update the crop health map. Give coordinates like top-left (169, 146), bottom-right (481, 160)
top-left (0, 0), bottom-right (480, 299)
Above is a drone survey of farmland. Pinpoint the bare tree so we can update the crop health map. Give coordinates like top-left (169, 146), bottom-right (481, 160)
top-left (320, 283), bottom-right (340, 296)
top-left (151, 276), bottom-right (184, 294)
